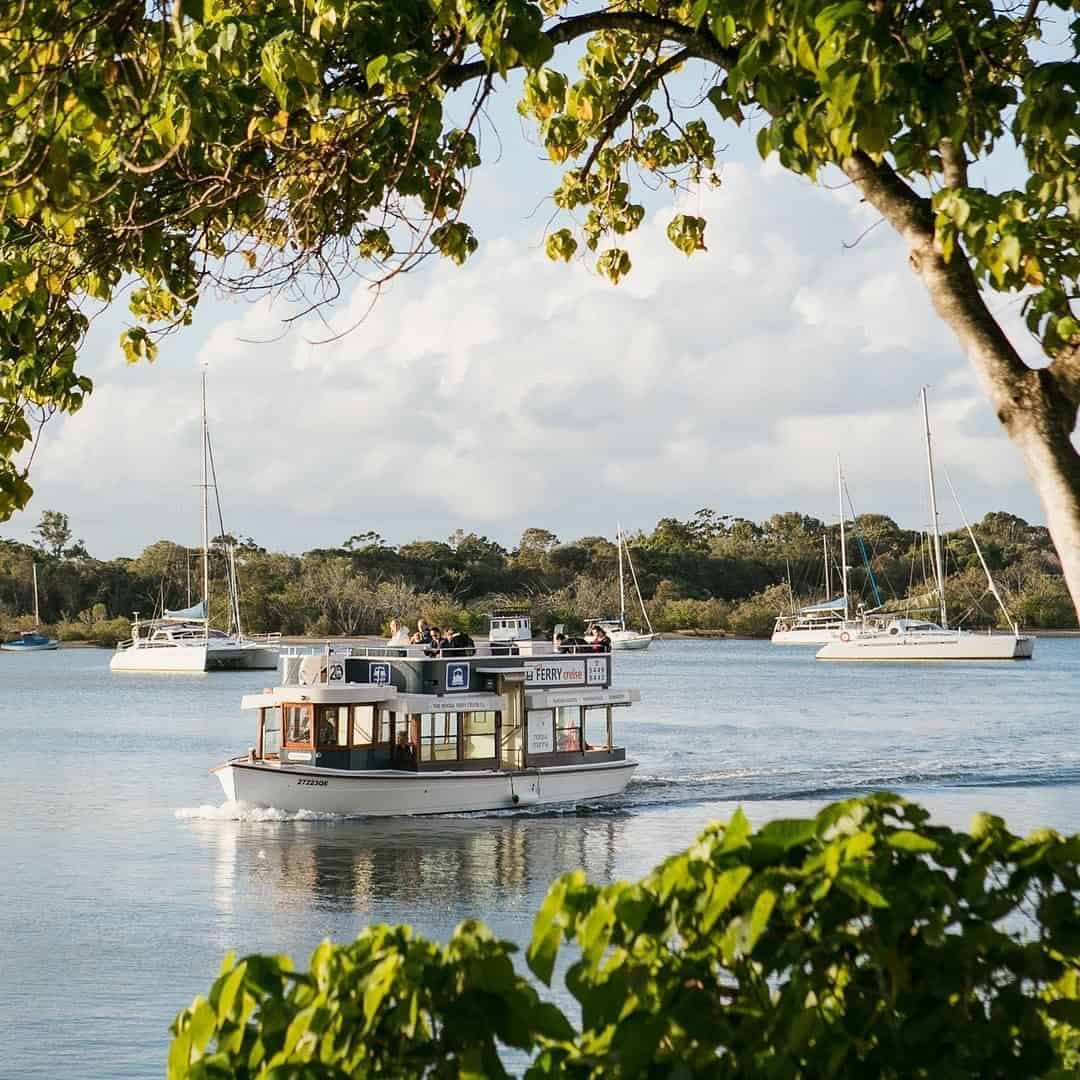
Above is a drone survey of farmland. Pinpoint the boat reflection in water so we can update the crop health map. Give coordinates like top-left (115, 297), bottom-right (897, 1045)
top-left (189, 813), bottom-right (624, 923)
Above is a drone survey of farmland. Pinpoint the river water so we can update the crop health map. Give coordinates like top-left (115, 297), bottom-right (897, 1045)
top-left (2, 638), bottom-right (1078, 1078)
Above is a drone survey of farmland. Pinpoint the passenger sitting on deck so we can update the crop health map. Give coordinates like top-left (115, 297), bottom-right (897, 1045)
top-left (590, 625), bottom-right (612, 652)
top-left (388, 618), bottom-right (410, 645)
top-left (425, 627), bottom-right (443, 656)
top-left (446, 627), bottom-right (475, 656)
top-left (554, 632), bottom-right (567, 652)
top-left (410, 619), bottom-right (433, 645)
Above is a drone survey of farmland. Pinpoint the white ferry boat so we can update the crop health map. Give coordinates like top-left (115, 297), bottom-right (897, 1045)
top-left (212, 616), bottom-right (639, 815)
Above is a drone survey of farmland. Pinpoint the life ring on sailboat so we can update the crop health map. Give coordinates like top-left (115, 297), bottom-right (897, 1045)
top-left (778, 622), bottom-right (789, 633)
top-left (840, 631), bottom-right (851, 643)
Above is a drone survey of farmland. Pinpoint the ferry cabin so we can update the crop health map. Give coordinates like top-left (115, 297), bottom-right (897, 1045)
top-left (218, 644), bottom-right (639, 814)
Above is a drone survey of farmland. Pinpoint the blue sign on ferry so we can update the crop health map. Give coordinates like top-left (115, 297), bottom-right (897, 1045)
top-left (370, 662), bottom-right (392, 685)
top-left (446, 662), bottom-right (470, 690)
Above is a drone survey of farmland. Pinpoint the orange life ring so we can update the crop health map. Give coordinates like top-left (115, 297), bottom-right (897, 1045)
top-left (840, 631), bottom-right (851, 643)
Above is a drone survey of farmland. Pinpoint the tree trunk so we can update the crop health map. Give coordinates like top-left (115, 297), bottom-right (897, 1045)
top-left (843, 152), bottom-right (1080, 620)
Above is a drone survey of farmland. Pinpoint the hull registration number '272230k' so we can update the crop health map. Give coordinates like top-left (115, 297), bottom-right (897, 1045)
top-left (297, 778), bottom-right (328, 786)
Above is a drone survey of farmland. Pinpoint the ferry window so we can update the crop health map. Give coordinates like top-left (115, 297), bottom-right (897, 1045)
top-left (317, 705), bottom-right (349, 748)
top-left (584, 706), bottom-right (609, 750)
top-left (462, 711), bottom-right (496, 759)
top-left (420, 711), bottom-right (459, 763)
top-left (262, 706), bottom-right (281, 757)
top-left (378, 710), bottom-right (394, 745)
top-left (284, 704), bottom-right (312, 745)
top-left (351, 705), bottom-right (375, 746)
top-left (556, 706), bottom-right (581, 752)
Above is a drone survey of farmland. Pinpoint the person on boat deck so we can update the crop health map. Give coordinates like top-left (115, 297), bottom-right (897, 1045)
top-left (410, 619), bottom-right (433, 645)
top-left (556, 632), bottom-right (586, 653)
top-left (590, 625), bottom-right (612, 652)
top-left (388, 618), bottom-right (410, 645)
top-left (424, 627), bottom-right (443, 656)
top-left (445, 626), bottom-right (475, 656)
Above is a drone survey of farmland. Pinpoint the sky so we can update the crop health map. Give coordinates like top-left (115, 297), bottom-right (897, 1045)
top-left (2, 75), bottom-right (1050, 560)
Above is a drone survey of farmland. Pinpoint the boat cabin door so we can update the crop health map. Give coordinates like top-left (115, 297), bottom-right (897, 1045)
top-left (497, 674), bottom-right (525, 771)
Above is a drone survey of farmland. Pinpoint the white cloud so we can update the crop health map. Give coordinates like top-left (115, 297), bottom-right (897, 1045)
top-left (5, 161), bottom-right (1046, 557)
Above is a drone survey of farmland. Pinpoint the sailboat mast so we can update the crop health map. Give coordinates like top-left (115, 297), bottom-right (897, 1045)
top-left (837, 456), bottom-right (849, 620)
top-left (823, 532), bottom-right (831, 600)
top-left (617, 522), bottom-right (626, 629)
top-left (921, 386), bottom-right (947, 627)
top-left (32, 562), bottom-right (39, 627)
top-left (201, 368), bottom-right (210, 629)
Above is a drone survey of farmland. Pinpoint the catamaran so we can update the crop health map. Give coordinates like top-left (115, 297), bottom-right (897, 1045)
top-left (110, 371), bottom-right (279, 673)
top-left (593, 524), bottom-right (657, 650)
top-left (213, 613), bottom-right (639, 814)
top-left (817, 389), bottom-right (1034, 662)
top-left (1, 562), bottom-right (58, 652)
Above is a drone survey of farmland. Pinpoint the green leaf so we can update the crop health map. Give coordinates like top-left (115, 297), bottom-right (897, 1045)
top-left (366, 55), bottom-right (389, 87)
top-left (887, 831), bottom-right (939, 853)
top-left (596, 248), bottom-right (631, 284)
top-left (745, 888), bottom-right (777, 952)
top-left (545, 228), bottom-right (577, 262)
top-left (755, 817), bottom-right (817, 853)
top-left (702, 866), bottom-right (752, 931)
top-left (837, 873), bottom-right (889, 908)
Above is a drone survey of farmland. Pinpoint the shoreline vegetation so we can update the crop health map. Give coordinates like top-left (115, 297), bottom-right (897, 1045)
top-left (3, 509), bottom-right (1076, 647)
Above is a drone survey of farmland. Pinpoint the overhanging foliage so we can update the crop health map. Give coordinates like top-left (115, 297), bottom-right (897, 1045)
top-left (169, 794), bottom-right (1080, 1077)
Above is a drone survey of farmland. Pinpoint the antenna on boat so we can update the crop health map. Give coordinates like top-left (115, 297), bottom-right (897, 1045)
top-left (32, 561), bottom-right (40, 628)
top-left (921, 387), bottom-right (947, 628)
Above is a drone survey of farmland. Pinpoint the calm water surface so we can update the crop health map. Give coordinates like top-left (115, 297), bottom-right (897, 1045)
top-left (2, 639), bottom-right (1078, 1078)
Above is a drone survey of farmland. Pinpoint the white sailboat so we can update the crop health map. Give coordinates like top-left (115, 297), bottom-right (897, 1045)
top-left (110, 372), bottom-right (279, 673)
top-left (772, 459), bottom-right (866, 644)
top-left (817, 389), bottom-right (1034, 662)
top-left (1, 563), bottom-right (58, 652)
top-left (594, 525), bottom-right (658, 650)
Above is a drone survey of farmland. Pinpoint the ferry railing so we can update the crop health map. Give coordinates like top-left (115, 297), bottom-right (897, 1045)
top-left (279, 641), bottom-right (613, 660)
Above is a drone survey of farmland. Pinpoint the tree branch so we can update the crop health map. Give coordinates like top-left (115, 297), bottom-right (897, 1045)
top-left (939, 137), bottom-right (969, 188)
top-left (442, 11), bottom-right (736, 89)
top-left (580, 47), bottom-right (692, 179)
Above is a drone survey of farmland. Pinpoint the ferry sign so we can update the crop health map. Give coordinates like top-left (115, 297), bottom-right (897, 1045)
top-left (524, 658), bottom-right (610, 687)
top-left (370, 662), bottom-right (392, 686)
top-left (445, 662), bottom-right (470, 691)
top-left (525, 659), bottom-right (584, 686)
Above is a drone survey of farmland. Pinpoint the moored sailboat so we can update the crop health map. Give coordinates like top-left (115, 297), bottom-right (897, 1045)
top-left (110, 371), bottom-right (278, 673)
top-left (817, 389), bottom-right (1034, 662)
top-left (1, 562), bottom-right (58, 652)
top-left (594, 524), bottom-right (657, 650)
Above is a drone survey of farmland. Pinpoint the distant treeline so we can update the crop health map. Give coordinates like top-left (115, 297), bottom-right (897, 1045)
top-left (0, 509), bottom-right (1075, 644)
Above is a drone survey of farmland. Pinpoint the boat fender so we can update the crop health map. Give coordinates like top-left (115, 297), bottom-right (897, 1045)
top-left (840, 631), bottom-right (850, 643)
top-left (778, 622), bottom-right (788, 633)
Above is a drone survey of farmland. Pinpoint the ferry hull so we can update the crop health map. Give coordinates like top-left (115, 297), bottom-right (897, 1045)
top-left (817, 633), bottom-right (1035, 661)
top-left (214, 758), bottom-right (638, 815)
